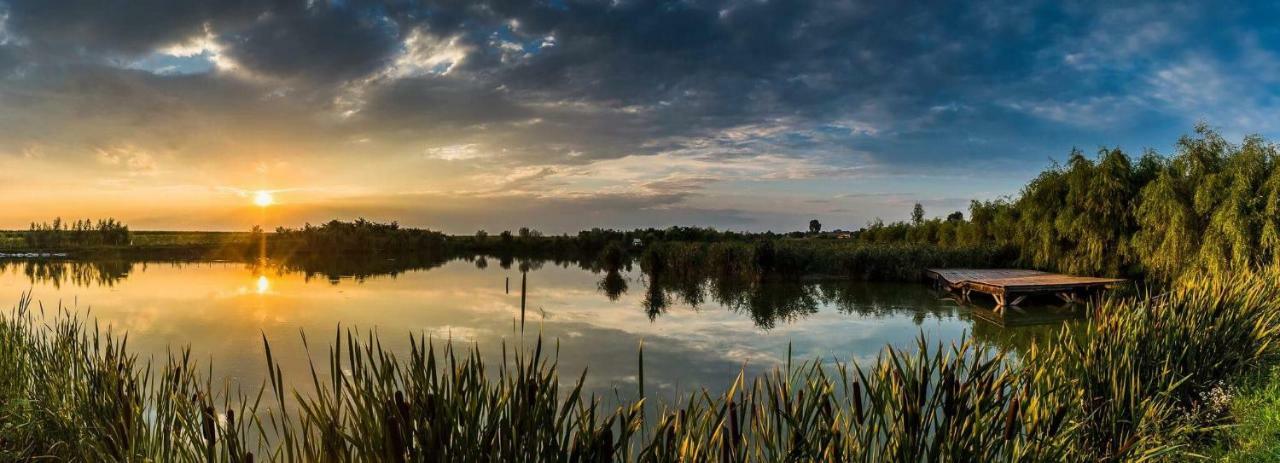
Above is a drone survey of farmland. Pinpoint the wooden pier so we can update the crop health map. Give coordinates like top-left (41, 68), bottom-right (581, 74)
top-left (925, 268), bottom-right (1124, 314)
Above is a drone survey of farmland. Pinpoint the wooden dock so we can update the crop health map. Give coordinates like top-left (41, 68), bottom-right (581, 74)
top-left (925, 268), bottom-right (1124, 313)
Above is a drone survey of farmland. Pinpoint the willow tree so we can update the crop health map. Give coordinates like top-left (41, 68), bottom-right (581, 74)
top-left (843, 124), bottom-right (1277, 280)
top-left (1262, 158), bottom-right (1280, 266)
top-left (1134, 125), bottom-right (1227, 281)
top-left (963, 199), bottom-right (1017, 248)
top-left (1195, 135), bottom-right (1274, 276)
top-left (1015, 161), bottom-right (1069, 271)
top-left (1050, 149), bottom-right (1138, 276)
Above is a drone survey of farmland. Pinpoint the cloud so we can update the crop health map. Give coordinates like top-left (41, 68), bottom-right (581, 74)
top-left (3, 0), bottom-right (1280, 231)
top-left (220, 3), bottom-right (399, 83)
top-left (425, 143), bottom-right (483, 161)
top-left (95, 145), bottom-right (159, 176)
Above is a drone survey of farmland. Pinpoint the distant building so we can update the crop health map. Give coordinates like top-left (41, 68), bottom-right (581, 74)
top-left (632, 238), bottom-right (644, 247)
top-left (835, 233), bottom-right (852, 240)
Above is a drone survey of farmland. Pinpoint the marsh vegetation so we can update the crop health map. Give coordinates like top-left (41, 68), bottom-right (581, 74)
top-left (0, 265), bottom-right (1277, 461)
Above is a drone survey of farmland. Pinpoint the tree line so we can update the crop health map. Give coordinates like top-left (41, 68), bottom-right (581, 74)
top-left (845, 124), bottom-right (1280, 281)
top-left (23, 218), bottom-right (130, 248)
top-left (270, 219), bottom-right (448, 255)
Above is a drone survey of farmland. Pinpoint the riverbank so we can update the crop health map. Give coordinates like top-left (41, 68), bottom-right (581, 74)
top-left (0, 230), bottom-right (255, 259)
top-left (1, 226), bottom-right (1018, 283)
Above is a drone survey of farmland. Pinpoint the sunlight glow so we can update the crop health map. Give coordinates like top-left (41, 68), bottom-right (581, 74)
top-left (253, 190), bottom-right (274, 207)
top-left (256, 275), bottom-right (270, 294)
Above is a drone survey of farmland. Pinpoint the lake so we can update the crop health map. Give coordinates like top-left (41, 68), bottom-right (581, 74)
top-left (0, 257), bottom-right (1070, 404)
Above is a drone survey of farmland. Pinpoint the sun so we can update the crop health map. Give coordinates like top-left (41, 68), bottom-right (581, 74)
top-left (253, 190), bottom-right (274, 207)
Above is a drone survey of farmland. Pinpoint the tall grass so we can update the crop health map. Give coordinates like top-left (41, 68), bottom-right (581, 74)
top-left (0, 293), bottom-right (260, 461)
top-left (1028, 267), bottom-right (1280, 461)
top-left (0, 266), bottom-right (1278, 461)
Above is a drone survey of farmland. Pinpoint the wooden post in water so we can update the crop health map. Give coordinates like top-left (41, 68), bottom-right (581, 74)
top-left (520, 272), bottom-right (527, 332)
top-left (505, 276), bottom-right (509, 294)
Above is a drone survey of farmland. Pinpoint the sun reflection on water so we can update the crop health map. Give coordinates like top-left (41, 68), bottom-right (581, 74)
top-left (256, 275), bottom-right (270, 294)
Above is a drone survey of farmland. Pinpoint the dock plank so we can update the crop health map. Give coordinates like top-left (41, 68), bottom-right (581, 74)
top-left (925, 268), bottom-right (1124, 314)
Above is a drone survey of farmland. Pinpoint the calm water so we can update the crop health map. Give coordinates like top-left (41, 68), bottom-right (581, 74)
top-left (0, 258), bottom-right (1069, 402)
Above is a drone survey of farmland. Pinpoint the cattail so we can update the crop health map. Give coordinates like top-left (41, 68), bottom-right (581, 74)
top-left (917, 361), bottom-right (928, 402)
top-left (720, 433), bottom-right (732, 463)
top-left (851, 380), bottom-right (864, 424)
top-left (597, 427), bottom-right (614, 463)
top-left (384, 397), bottom-right (407, 463)
top-left (942, 369), bottom-right (957, 418)
top-left (395, 390), bottom-right (410, 420)
top-left (199, 404), bottom-right (215, 445)
top-left (1003, 396), bottom-right (1020, 441)
top-left (728, 400), bottom-right (741, 452)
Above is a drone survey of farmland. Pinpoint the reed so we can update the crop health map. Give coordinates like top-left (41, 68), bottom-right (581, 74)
top-left (1027, 266), bottom-right (1280, 461)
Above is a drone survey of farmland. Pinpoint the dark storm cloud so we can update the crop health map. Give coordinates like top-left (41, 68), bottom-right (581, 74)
top-left (0, 0), bottom-right (259, 56)
top-left (3, 2), bottom-right (1055, 140)
top-left (221, 2), bottom-right (401, 82)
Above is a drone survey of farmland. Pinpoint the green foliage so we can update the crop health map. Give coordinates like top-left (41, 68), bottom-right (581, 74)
top-left (0, 294), bottom-right (258, 462)
top-left (640, 240), bottom-right (1013, 282)
top-left (852, 126), bottom-right (1280, 282)
top-left (1208, 366), bottom-right (1280, 461)
top-left (1029, 266), bottom-right (1280, 461)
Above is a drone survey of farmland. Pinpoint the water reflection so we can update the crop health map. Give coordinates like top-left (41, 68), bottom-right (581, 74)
top-left (631, 272), bottom-right (976, 330)
top-left (256, 274), bottom-right (270, 294)
top-left (598, 271), bottom-right (628, 301)
top-left (0, 259), bottom-right (135, 288)
top-left (0, 256), bottom-right (1079, 402)
top-left (0, 257), bottom-right (1080, 336)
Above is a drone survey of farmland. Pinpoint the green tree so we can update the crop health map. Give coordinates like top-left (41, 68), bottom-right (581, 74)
top-left (1135, 125), bottom-right (1227, 280)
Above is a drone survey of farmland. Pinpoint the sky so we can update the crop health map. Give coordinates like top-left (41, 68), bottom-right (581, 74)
top-left (1, 0), bottom-right (1279, 233)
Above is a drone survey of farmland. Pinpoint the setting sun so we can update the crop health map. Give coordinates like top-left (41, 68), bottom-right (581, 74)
top-left (253, 190), bottom-right (274, 207)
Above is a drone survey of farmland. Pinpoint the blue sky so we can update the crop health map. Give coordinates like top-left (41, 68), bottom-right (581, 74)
top-left (1, 1), bottom-right (1278, 232)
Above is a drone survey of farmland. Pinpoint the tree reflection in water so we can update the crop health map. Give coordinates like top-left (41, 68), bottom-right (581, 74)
top-left (3, 255), bottom-right (1082, 350)
top-left (598, 270), bottom-right (628, 301)
top-left (0, 259), bottom-right (135, 288)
